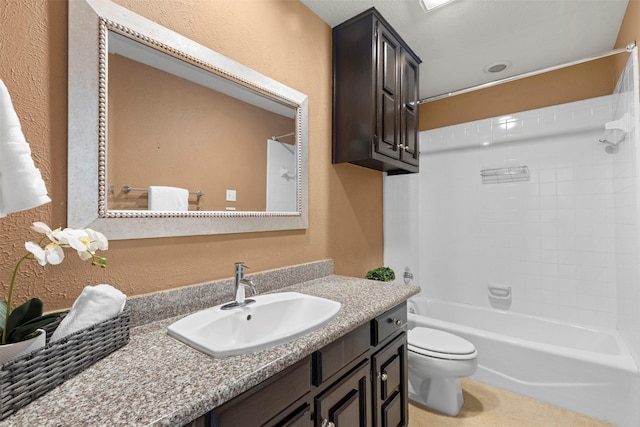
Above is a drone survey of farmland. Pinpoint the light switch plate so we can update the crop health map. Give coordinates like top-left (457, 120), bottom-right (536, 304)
top-left (226, 189), bottom-right (236, 202)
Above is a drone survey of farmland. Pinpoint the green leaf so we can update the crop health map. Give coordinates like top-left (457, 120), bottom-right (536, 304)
top-left (8, 311), bottom-right (62, 343)
top-left (366, 266), bottom-right (396, 282)
top-left (5, 298), bottom-right (44, 340)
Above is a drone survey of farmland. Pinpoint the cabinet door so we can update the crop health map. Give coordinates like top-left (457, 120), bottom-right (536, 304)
top-left (375, 22), bottom-right (401, 161)
top-left (265, 403), bottom-right (313, 427)
top-left (400, 52), bottom-right (419, 167)
top-left (372, 333), bottom-right (408, 427)
top-left (315, 360), bottom-right (372, 427)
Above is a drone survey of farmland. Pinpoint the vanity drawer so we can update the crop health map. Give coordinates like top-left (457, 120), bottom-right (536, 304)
top-left (312, 323), bottom-right (370, 386)
top-left (212, 356), bottom-right (311, 426)
top-left (371, 302), bottom-right (407, 346)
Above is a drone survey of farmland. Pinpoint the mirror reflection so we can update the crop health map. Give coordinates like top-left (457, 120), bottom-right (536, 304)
top-left (106, 32), bottom-right (298, 213)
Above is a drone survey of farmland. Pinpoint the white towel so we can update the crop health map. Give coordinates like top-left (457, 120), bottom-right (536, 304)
top-left (148, 185), bottom-right (189, 211)
top-left (50, 284), bottom-right (127, 343)
top-left (0, 79), bottom-right (51, 217)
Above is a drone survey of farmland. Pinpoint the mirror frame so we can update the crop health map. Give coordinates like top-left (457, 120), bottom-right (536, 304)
top-left (68, 0), bottom-right (308, 239)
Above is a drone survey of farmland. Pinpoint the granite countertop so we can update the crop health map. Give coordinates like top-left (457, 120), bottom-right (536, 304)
top-left (1, 275), bottom-right (419, 426)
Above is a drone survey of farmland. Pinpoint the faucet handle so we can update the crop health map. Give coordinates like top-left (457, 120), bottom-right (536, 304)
top-left (235, 262), bottom-right (250, 273)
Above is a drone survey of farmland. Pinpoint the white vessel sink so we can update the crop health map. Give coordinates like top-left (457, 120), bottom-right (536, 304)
top-left (167, 292), bottom-right (341, 358)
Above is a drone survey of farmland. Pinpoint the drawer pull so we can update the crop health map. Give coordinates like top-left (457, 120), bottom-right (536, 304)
top-left (322, 418), bottom-right (335, 427)
top-left (390, 318), bottom-right (406, 328)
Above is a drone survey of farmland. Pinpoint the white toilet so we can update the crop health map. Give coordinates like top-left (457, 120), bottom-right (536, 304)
top-left (407, 327), bottom-right (478, 416)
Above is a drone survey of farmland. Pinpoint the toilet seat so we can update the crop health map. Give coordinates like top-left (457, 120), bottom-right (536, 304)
top-left (408, 327), bottom-right (477, 360)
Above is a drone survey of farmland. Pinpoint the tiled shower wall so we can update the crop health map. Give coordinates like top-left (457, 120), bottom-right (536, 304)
top-left (615, 48), bottom-right (640, 365)
top-left (385, 54), bottom-right (640, 336)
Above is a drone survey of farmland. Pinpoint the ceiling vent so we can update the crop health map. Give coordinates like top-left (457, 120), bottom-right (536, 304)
top-left (484, 61), bottom-right (512, 74)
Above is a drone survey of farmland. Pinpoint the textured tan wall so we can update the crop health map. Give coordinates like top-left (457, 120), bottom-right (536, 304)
top-left (0, 0), bottom-right (383, 312)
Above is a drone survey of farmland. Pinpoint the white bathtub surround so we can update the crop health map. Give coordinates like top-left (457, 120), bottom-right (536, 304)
top-left (408, 297), bottom-right (640, 426)
top-left (387, 93), bottom-right (623, 328)
top-left (386, 53), bottom-right (640, 336)
top-left (614, 47), bottom-right (640, 371)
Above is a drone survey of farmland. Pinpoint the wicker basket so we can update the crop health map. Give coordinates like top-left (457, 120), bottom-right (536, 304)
top-left (0, 306), bottom-right (130, 420)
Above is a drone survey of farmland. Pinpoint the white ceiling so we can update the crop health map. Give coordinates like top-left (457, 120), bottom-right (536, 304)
top-left (299, 0), bottom-right (630, 100)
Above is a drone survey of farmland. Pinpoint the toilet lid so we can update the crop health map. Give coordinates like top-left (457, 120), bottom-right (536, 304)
top-left (408, 327), bottom-right (477, 360)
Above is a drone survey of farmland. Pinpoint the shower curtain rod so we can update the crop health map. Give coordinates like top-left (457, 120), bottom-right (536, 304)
top-left (418, 41), bottom-right (637, 104)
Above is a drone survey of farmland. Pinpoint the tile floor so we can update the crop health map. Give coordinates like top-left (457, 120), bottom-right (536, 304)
top-left (408, 379), bottom-right (614, 427)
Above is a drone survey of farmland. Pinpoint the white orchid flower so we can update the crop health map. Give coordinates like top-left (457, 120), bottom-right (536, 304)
top-left (31, 222), bottom-right (68, 245)
top-left (43, 242), bottom-right (65, 265)
top-left (30, 222), bottom-right (52, 235)
top-left (26, 222), bottom-right (108, 265)
top-left (61, 227), bottom-right (107, 259)
top-left (62, 228), bottom-right (93, 258)
top-left (25, 241), bottom-right (65, 266)
top-left (86, 228), bottom-right (108, 252)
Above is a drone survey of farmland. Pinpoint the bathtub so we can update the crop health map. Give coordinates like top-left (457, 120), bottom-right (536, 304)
top-left (408, 297), bottom-right (640, 427)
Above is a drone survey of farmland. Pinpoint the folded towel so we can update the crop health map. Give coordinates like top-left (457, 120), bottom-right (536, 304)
top-left (50, 284), bottom-right (127, 343)
top-left (148, 185), bottom-right (189, 211)
top-left (0, 79), bottom-right (51, 217)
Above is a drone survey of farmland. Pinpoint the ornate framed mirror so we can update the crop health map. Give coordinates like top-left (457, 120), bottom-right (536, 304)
top-left (68, 0), bottom-right (308, 239)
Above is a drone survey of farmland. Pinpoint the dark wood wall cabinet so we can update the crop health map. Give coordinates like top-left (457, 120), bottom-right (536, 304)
top-left (207, 302), bottom-right (408, 427)
top-left (332, 8), bottom-right (421, 175)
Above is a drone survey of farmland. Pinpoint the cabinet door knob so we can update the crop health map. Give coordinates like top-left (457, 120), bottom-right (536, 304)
top-left (322, 418), bottom-right (335, 427)
top-left (391, 318), bottom-right (405, 327)
top-left (380, 372), bottom-right (388, 381)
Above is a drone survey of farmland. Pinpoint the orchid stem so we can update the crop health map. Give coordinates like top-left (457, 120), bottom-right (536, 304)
top-left (2, 253), bottom-right (31, 345)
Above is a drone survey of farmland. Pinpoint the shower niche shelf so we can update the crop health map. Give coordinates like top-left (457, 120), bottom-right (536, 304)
top-left (480, 166), bottom-right (530, 184)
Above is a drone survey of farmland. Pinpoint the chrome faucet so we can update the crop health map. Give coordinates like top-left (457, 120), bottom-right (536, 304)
top-left (222, 262), bottom-right (257, 310)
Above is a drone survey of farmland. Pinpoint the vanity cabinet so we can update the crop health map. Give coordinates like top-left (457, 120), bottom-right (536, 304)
top-left (315, 360), bottom-right (372, 426)
top-left (372, 334), bottom-right (408, 427)
top-left (208, 302), bottom-right (407, 427)
top-left (370, 302), bottom-right (409, 427)
top-left (332, 8), bottom-right (421, 175)
top-left (209, 357), bottom-right (312, 426)
top-left (265, 403), bottom-right (313, 427)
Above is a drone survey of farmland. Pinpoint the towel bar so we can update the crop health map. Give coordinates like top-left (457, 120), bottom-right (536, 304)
top-left (122, 185), bottom-right (204, 198)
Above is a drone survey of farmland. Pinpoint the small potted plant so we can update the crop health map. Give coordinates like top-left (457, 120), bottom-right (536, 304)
top-left (366, 266), bottom-right (396, 282)
top-left (0, 222), bottom-right (108, 364)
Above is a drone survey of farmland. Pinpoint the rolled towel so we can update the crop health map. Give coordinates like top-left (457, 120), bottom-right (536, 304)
top-left (148, 185), bottom-right (189, 211)
top-left (0, 79), bottom-right (51, 217)
top-left (50, 284), bottom-right (127, 342)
